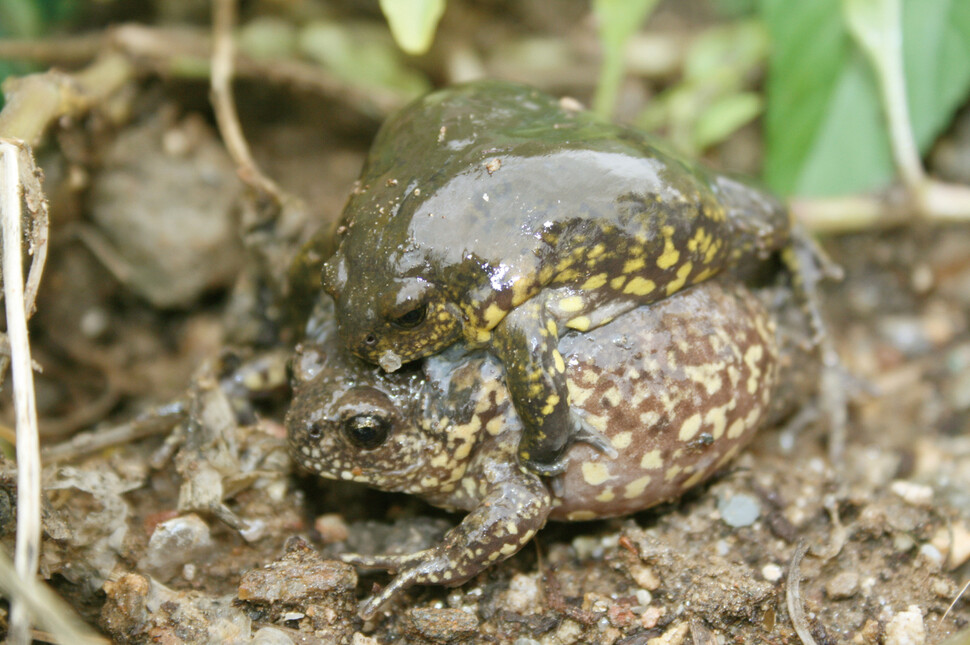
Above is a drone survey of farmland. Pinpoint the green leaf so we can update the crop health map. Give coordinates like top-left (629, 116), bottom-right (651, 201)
top-left (761, 0), bottom-right (970, 196)
top-left (694, 91), bottom-right (763, 150)
top-left (592, 0), bottom-right (661, 118)
top-left (379, 0), bottom-right (446, 56)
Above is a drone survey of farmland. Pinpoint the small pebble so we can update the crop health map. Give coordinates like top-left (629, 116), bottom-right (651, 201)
top-left (628, 563), bottom-right (661, 590)
top-left (636, 588), bottom-right (652, 607)
top-left (825, 571), bottom-right (860, 599)
top-left (718, 493), bottom-right (761, 527)
top-left (647, 621), bottom-right (689, 645)
top-left (918, 543), bottom-right (943, 567)
top-left (890, 480), bottom-right (933, 506)
top-left (352, 634), bottom-right (379, 645)
top-left (504, 573), bottom-right (540, 614)
top-left (884, 605), bottom-right (925, 645)
top-left (314, 513), bottom-right (350, 543)
top-left (408, 607), bottom-right (478, 640)
top-left (761, 563), bottom-right (783, 583)
top-left (140, 514), bottom-right (214, 581)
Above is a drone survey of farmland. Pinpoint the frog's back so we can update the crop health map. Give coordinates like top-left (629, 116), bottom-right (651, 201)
top-left (334, 81), bottom-right (788, 334)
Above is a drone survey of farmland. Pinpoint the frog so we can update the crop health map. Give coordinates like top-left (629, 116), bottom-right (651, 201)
top-left (317, 80), bottom-right (798, 476)
top-left (287, 278), bottom-right (800, 619)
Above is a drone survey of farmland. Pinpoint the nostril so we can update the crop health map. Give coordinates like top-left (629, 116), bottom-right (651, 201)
top-left (307, 421), bottom-right (324, 440)
top-left (364, 334), bottom-right (377, 346)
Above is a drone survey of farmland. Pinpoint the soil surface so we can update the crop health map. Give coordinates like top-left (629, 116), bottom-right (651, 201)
top-left (1, 4), bottom-right (969, 645)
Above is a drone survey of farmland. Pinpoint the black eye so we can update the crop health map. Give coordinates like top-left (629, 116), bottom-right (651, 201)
top-left (364, 334), bottom-right (377, 346)
top-left (392, 304), bottom-right (427, 329)
top-left (343, 414), bottom-right (390, 450)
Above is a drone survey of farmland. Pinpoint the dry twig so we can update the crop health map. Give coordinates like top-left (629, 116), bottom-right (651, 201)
top-left (786, 541), bottom-right (818, 645)
top-left (1, 140), bottom-right (42, 645)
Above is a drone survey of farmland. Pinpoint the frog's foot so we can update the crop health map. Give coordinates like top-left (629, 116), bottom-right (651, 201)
top-left (521, 411), bottom-right (618, 477)
top-left (339, 548), bottom-right (476, 620)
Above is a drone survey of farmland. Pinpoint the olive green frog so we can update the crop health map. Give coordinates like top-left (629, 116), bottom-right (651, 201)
top-left (288, 279), bottom-right (796, 618)
top-left (318, 80), bottom-right (794, 475)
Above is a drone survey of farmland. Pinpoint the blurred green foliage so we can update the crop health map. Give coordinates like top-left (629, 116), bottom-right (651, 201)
top-left (760, 0), bottom-right (970, 196)
top-left (0, 0), bottom-right (80, 108)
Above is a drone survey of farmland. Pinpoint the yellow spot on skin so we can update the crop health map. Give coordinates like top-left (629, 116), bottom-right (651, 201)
top-left (624, 475), bottom-right (652, 499)
top-left (682, 468), bottom-right (708, 490)
top-left (692, 267), bottom-right (717, 284)
top-left (623, 258), bottom-right (645, 273)
top-left (541, 394), bottom-right (560, 416)
top-left (610, 275), bottom-right (626, 290)
top-left (611, 431), bottom-right (632, 450)
top-left (566, 382), bottom-right (593, 406)
top-left (664, 464), bottom-right (682, 482)
top-left (482, 302), bottom-right (505, 329)
top-left (500, 543), bottom-right (519, 556)
top-left (474, 328), bottom-right (492, 344)
top-left (567, 510), bottom-right (598, 521)
top-left (581, 461), bottom-right (611, 486)
top-left (704, 239), bottom-right (721, 264)
top-left (546, 319), bottom-right (558, 337)
top-left (640, 450), bottom-right (662, 470)
top-left (553, 350), bottom-right (566, 374)
top-left (486, 417), bottom-right (505, 436)
top-left (431, 453), bottom-right (450, 467)
top-left (705, 405), bottom-right (729, 440)
top-left (596, 488), bottom-right (615, 503)
top-left (656, 231), bottom-right (681, 270)
top-left (602, 386), bottom-right (621, 407)
top-left (558, 295), bottom-right (584, 313)
top-left (678, 413), bottom-right (703, 441)
top-left (727, 418), bottom-right (746, 439)
top-left (567, 315), bottom-right (591, 331)
top-left (588, 243), bottom-right (606, 259)
top-left (581, 273), bottom-right (608, 290)
top-left (665, 261), bottom-right (693, 295)
top-left (623, 276), bottom-right (656, 296)
top-left (511, 278), bottom-right (537, 307)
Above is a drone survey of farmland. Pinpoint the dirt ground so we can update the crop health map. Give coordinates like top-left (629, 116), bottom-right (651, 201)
top-left (1, 4), bottom-right (969, 645)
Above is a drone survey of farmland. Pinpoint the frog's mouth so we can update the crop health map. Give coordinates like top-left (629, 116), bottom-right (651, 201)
top-left (379, 349), bottom-right (403, 372)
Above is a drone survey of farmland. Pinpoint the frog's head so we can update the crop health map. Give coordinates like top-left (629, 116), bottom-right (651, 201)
top-left (322, 252), bottom-right (463, 372)
top-left (285, 342), bottom-right (445, 494)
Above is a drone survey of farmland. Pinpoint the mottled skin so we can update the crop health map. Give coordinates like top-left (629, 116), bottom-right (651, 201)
top-left (287, 280), bottom-right (784, 618)
top-left (319, 80), bottom-right (792, 474)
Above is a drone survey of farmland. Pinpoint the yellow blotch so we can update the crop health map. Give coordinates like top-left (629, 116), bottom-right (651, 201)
top-left (558, 295), bottom-right (584, 313)
top-left (704, 239), bottom-right (721, 264)
top-left (546, 319), bottom-right (558, 337)
top-left (640, 449), bottom-right (662, 470)
top-left (682, 468), bottom-right (708, 490)
top-left (541, 394), bottom-right (561, 416)
top-left (610, 275), bottom-right (627, 290)
top-left (581, 273), bottom-right (608, 290)
top-left (705, 405), bottom-right (728, 440)
top-left (678, 413), bottom-right (703, 442)
top-left (623, 276), bottom-right (656, 296)
top-left (665, 261), bottom-right (693, 295)
top-left (486, 416), bottom-right (505, 436)
top-left (511, 278), bottom-right (536, 307)
top-left (567, 315), bottom-right (591, 331)
top-left (474, 328), bottom-right (492, 344)
top-left (567, 510), bottom-right (597, 521)
top-left (611, 431), bottom-right (632, 450)
top-left (482, 302), bottom-right (506, 329)
top-left (588, 244), bottom-right (606, 259)
top-left (715, 443), bottom-right (742, 469)
top-left (692, 267), bottom-right (717, 284)
top-left (595, 488), bottom-right (615, 503)
top-left (656, 232), bottom-right (681, 270)
top-left (664, 464), bottom-right (682, 482)
top-left (581, 461), bottom-right (611, 486)
top-left (553, 350), bottom-right (566, 374)
top-left (727, 418), bottom-right (746, 439)
top-left (623, 257), bottom-right (645, 273)
top-left (623, 475), bottom-right (652, 499)
top-left (500, 543), bottom-right (519, 556)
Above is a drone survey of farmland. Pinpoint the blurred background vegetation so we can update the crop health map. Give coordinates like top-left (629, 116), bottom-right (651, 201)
top-left (0, 0), bottom-right (968, 198)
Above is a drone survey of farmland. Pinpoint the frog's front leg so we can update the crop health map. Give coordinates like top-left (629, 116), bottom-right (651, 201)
top-left (489, 299), bottom-right (616, 476)
top-left (341, 466), bottom-right (552, 619)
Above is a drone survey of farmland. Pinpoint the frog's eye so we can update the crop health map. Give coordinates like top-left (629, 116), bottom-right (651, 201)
top-left (390, 304), bottom-right (427, 330)
top-left (343, 414), bottom-right (391, 450)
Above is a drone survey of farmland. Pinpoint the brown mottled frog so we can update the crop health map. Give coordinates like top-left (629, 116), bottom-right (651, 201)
top-left (287, 279), bottom-right (795, 618)
top-left (318, 80), bottom-right (794, 475)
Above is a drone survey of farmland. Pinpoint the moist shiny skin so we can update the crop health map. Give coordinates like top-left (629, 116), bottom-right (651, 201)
top-left (318, 80), bottom-right (791, 474)
top-left (287, 280), bottom-right (783, 618)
